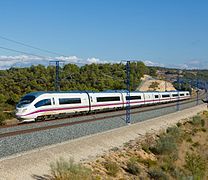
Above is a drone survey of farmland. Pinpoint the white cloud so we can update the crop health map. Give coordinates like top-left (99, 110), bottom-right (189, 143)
top-left (0, 54), bottom-right (206, 70)
top-left (167, 59), bottom-right (208, 69)
top-left (55, 56), bottom-right (81, 63)
top-left (0, 55), bottom-right (84, 69)
top-left (86, 57), bottom-right (108, 64)
top-left (175, 59), bottom-right (208, 69)
top-left (143, 60), bottom-right (164, 67)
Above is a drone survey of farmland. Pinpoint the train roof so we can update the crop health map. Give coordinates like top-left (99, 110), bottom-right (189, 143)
top-left (25, 90), bottom-right (189, 98)
top-left (25, 91), bottom-right (93, 98)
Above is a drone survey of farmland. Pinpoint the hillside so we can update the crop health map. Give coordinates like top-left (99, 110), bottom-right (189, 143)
top-left (137, 75), bottom-right (176, 91)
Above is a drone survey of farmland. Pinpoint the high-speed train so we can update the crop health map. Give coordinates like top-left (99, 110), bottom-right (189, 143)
top-left (16, 90), bottom-right (190, 122)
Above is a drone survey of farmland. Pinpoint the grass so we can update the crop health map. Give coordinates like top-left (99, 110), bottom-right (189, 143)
top-left (150, 135), bottom-right (177, 155)
top-left (192, 142), bottom-right (200, 148)
top-left (126, 157), bottom-right (141, 175)
top-left (148, 168), bottom-right (168, 180)
top-left (104, 161), bottom-right (119, 177)
top-left (48, 112), bottom-right (208, 179)
top-left (184, 152), bottom-right (206, 178)
top-left (50, 158), bottom-right (92, 180)
top-left (0, 111), bottom-right (6, 125)
top-left (191, 115), bottom-right (202, 126)
top-left (141, 158), bottom-right (157, 168)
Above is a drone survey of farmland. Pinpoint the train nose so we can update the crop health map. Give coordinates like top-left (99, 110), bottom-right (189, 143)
top-left (16, 108), bottom-right (28, 114)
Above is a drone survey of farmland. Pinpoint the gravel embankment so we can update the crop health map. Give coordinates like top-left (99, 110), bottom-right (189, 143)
top-left (0, 104), bottom-right (206, 180)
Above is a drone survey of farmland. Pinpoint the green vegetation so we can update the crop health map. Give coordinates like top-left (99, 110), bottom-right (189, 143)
top-left (47, 111), bottom-right (208, 179)
top-left (0, 62), bottom-right (150, 124)
top-left (150, 135), bottom-right (177, 155)
top-left (148, 81), bottom-right (160, 91)
top-left (0, 62), bottom-right (148, 111)
top-left (104, 161), bottom-right (120, 177)
top-left (50, 158), bottom-right (92, 180)
top-left (0, 112), bottom-right (6, 125)
top-left (148, 168), bottom-right (168, 180)
top-left (126, 158), bottom-right (141, 175)
top-left (184, 152), bottom-right (206, 179)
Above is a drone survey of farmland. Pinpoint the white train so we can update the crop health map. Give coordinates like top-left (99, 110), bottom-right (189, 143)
top-left (16, 90), bottom-right (190, 122)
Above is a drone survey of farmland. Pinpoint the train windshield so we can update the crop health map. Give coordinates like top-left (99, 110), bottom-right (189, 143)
top-left (17, 95), bottom-right (36, 108)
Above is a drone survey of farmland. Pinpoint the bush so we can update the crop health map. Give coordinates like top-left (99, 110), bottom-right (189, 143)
top-left (176, 122), bottom-right (182, 127)
top-left (150, 135), bottom-right (177, 155)
top-left (202, 110), bottom-right (208, 118)
top-left (104, 161), bottom-right (119, 177)
top-left (186, 137), bottom-right (193, 143)
top-left (184, 152), bottom-right (206, 178)
top-left (126, 158), bottom-right (140, 175)
top-left (201, 119), bottom-right (205, 127)
top-left (0, 112), bottom-right (6, 125)
top-left (50, 158), bottom-right (92, 180)
top-left (201, 128), bottom-right (206, 132)
top-left (192, 142), bottom-right (200, 148)
top-left (141, 143), bottom-right (150, 153)
top-left (148, 168), bottom-right (168, 180)
top-left (166, 126), bottom-right (182, 142)
top-left (142, 159), bottom-right (157, 168)
top-left (191, 115), bottom-right (202, 126)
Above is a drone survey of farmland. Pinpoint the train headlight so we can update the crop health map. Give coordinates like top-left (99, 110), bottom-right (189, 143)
top-left (22, 108), bottom-right (27, 113)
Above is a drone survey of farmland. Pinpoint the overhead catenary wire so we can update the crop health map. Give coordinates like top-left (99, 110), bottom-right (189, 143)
top-left (0, 46), bottom-right (47, 59)
top-left (0, 35), bottom-right (65, 57)
top-left (0, 36), bottom-right (96, 66)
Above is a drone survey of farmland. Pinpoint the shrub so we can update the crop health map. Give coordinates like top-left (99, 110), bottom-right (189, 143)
top-left (201, 128), bottom-right (206, 132)
top-left (160, 162), bottom-right (175, 173)
top-left (191, 115), bottom-right (202, 126)
top-left (110, 147), bottom-right (119, 152)
top-left (202, 110), bottom-right (208, 118)
top-left (150, 135), bottom-right (177, 155)
top-left (186, 137), bottom-right (193, 143)
top-left (166, 126), bottom-right (182, 142)
top-left (176, 122), bottom-right (182, 127)
top-left (104, 161), bottom-right (119, 177)
top-left (126, 158), bottom-right (140, 175)
top-left (0, 112), bottom-right (6, 125)
top-left (142, 159), bottom-right (157, 168)
top-left (201, 119), bottom-right (205, 127)
top-left (184, 152), bottom-right (206, 178)
top-left (148, 168), bottom-right (168, 180)
top-left (50, 158), bottom-right (92, 180)
top-left (141, 143), bottom-right (150, 153)
top-left (192, 142), bottom-right (200, 148)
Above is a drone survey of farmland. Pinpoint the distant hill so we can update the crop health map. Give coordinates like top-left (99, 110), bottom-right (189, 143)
top-left (137, 75), bottom-right (175, 91)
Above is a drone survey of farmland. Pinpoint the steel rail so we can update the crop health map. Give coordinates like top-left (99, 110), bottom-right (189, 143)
top-left (0, 93), bottom-right (205, 139)
top-left (1, 92), bottom-right (202, 129)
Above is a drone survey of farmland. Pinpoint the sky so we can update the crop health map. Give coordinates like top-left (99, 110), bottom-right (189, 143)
top-left (0, 0), bottom-right (208, 69)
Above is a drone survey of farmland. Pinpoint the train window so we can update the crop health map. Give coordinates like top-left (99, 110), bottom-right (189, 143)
top-left (155, 95), bottom-right (159, 98)
top-left (180, 94), bottom-right (185, 96)
top-left (59, 98), bottom-right (81, 105)
top-left (186, 93), bottom-right (189, 95)
top-left (52, 98), bottom-right (55, 105)
top-left (97, 96), bottom-right (120, 102)
top-left (17, 95), bottom-right (36, 108)
top-left (126, 96), bottom-right (141, 100)
top-left (172, 94), bottom-right (178, 97)
top-left (162, 94), bottom-right (170, 98)
top-left (34, 99), bottom-right (51, 108)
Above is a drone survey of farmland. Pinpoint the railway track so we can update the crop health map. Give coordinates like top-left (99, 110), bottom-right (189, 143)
top-left (0, 92), bottom-right (205, 159)
top-left (0, 92), bottom-right (205, 138)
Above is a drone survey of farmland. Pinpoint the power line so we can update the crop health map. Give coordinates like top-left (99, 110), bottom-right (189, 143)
top-left (0, 35), bottom-right (65, 56)
top-left (0, 46), bottom-right (46, 59)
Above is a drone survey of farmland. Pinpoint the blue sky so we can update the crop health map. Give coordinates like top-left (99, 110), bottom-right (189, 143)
top-left (0, 0), bottom-right (208, 69)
